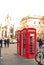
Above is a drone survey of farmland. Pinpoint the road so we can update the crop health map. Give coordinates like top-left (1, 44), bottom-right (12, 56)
top-left (0, 44), bottom-right (37, 65)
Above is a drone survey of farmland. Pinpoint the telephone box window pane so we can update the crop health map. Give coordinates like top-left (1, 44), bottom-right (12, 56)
top-left (30, 34), bottom-right (34, 54)
top-left (23, 34), bottom-right (26, 54)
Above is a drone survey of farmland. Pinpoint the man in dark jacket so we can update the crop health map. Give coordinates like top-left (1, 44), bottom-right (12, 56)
top-left (4, 39), bottom-right (6, 47)
top-left (7, 38), bottom-right (9, 47)
top-left (38, 38), bottom-right (43, 48)
top-left (0, 39), bottom-right (2, 48)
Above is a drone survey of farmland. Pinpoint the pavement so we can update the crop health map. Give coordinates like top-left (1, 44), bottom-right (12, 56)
top-left (0, 44), bottom-right (37, 65)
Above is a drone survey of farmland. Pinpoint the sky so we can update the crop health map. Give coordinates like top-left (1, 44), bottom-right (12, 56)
top-left (0, 0), bottom-right (44, 27)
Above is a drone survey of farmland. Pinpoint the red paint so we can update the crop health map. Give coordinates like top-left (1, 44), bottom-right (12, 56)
top-left (17, 30), bottom-right (21, 55)
top-left (17, 28), bottom-right (36, 58)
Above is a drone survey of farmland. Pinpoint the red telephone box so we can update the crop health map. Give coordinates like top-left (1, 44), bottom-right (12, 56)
top-left (21, 28), bottom-right (36, 58)
top-left (17, 30), bottom-right (21, 55)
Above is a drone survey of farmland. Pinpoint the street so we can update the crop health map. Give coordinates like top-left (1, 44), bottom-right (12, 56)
top-left (0, 44), bottom-right (37, 65)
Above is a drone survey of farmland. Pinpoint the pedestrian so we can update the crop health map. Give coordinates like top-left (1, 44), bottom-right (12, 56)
top-left (0, 39), bottom-right (3, 48)
top-left (7, 37), bottom-right (9, 47)
top-left (4, 38), bottom-right (6, 47)
top-left (38, 38), bottom-right (43, 49)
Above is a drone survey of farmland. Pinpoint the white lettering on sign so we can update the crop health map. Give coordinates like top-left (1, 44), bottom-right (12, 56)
top-left (30, 34), bottom-right (34, 36)
top-left (28, 30), bottom-right (35, 32)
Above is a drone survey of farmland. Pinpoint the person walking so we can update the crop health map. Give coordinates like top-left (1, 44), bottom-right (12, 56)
top-left (38, 38), bottom-right (43, 49)
top-left (0, 39), bottom-right (3, 48)
top-left (7, 37), bottom-right (9, 47)
top-left (4, 38), bottom-right (6, 47)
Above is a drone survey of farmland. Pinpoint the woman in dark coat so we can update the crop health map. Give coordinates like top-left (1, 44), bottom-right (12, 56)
top-left (4, 39), bottom-right (6, 47)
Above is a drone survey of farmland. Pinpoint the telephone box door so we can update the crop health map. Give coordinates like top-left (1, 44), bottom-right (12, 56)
top-left (21, 29), bottom-right (27, 57)
top-left (28, 28), bottom-right (36, 58)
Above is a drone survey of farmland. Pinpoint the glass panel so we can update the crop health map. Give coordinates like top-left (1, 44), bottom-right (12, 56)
top-left (23, 34), bottom-right (26, 54)
top-left (30, 34), bottom-right (34, 54)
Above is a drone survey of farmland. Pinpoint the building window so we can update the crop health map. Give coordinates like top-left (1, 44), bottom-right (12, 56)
top-left (39, 22), bottom-right (40, 24)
